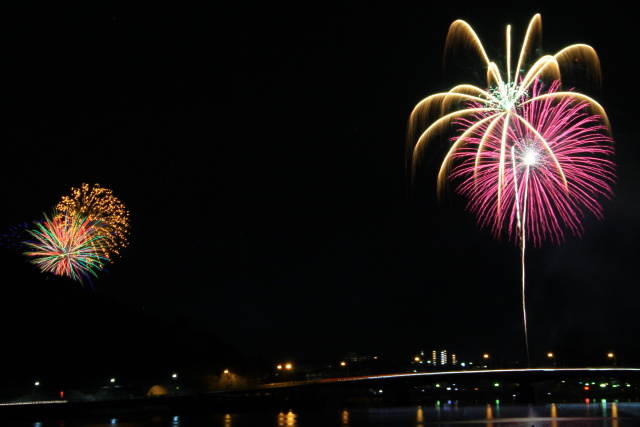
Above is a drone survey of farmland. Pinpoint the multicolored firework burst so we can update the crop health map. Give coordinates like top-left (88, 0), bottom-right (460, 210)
top-left (56, 183), bottom-right (130, 259)
top-left (407, 14), bottom-right (616, 363)
top-left (408, 14), bottom-right (609, 193)
top-left (450, 80), bottom-right (616, 246)
top-left (23, 211), bottom-right (110, 286)
top-left (20, 184), bottom-right (130, 287)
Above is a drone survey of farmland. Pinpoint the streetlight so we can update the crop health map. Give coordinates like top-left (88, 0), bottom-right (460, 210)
top-left (340, 361), bottom-right (351, 376)
top-left (108, 378), bottom-right (116, 398)
top-left (171, 373), bottom-right (180, 394)
top-left (277, 363), bottom-right (293, 381)
top-left (221, 369), bottom-right (233, 389)
top-left (608, 352), bottom-right (617, 366)
top-left (547, 352), bottom-right (556, 367)
top-left (277, 363), bottom-right (293, 370)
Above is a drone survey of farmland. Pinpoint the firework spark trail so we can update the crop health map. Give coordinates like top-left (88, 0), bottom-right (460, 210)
top-left (511, 145), bottom-right (530, 361)
top-left (23, 211), bottom-right (110, 286)
top-left (408, 15), bottom-right (616, 364)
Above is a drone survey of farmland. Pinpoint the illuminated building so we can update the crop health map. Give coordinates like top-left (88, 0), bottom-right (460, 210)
top-left (431, 350), bottom-right (457, 366)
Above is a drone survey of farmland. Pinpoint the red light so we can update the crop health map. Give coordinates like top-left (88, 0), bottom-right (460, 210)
top-left (584, 386), bottom-right (590, 391)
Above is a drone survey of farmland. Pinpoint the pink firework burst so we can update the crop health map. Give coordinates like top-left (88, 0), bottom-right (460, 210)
top-left (449, 80), bottom-right (616, 247)
top-left (407, 14), bottom-right (616, 364)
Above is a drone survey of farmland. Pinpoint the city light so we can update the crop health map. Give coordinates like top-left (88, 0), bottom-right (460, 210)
top-left (277, 364), bottom-right (293, 370)
top-left (277, 363), bottom-right (293, 381)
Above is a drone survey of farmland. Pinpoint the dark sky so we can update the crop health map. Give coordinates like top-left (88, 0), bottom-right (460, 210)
top-left (0, 3), bottom-right (638, 370)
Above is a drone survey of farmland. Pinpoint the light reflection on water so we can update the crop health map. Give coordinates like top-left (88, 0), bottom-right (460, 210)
top-left (22, 401), bottom-right (640, 426)
top-left (342, 408), bottom-right (349, 425)
top-left (277, 410), bottom-right (297, 426)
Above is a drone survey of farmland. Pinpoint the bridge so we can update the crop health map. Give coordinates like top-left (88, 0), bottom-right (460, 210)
top-left (231, 367), bottom-right (640, 407)
top-left (256, 367), bottom-right (640, 387)
top-left (311, 367), bottom-right (640, 386)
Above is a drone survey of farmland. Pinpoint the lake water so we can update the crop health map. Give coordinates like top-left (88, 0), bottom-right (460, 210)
top-left (5, 401), bottom-right (640, 426)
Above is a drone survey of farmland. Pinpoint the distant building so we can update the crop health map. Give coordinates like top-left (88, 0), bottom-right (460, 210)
top-left (418, 350), bottom-right (458, 367)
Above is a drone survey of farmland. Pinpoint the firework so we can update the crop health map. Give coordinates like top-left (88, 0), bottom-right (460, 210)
top-left (23, 211), bottom-right (110, 286)
top-left (407, 13), bottom-right (609, 200)
top-left (407, 14), bottom-right (615, 363)
top-left (56, 183), bottom-right (130, 259)
top-left (450, 80), bottom-right (616, 246)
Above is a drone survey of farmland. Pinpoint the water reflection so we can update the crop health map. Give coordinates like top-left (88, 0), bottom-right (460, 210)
top-left (416, 405), bottom-right (423, 426)
top-left (393, 401), bottom-right (630, 426)
top-left (550, 402), bottom-right (558, 427)
top-left (23, 401), bottom-right (640, 426)
top-left (485, 403), bottom-right (493, 427)
top-left (277, 409), bottom-right (297, 426)
top-left (341, 408), bottom-right (349, 425)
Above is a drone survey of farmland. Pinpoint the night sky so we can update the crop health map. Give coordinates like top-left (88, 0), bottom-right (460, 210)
top-left (1, 2), bottom-right (638, 376)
